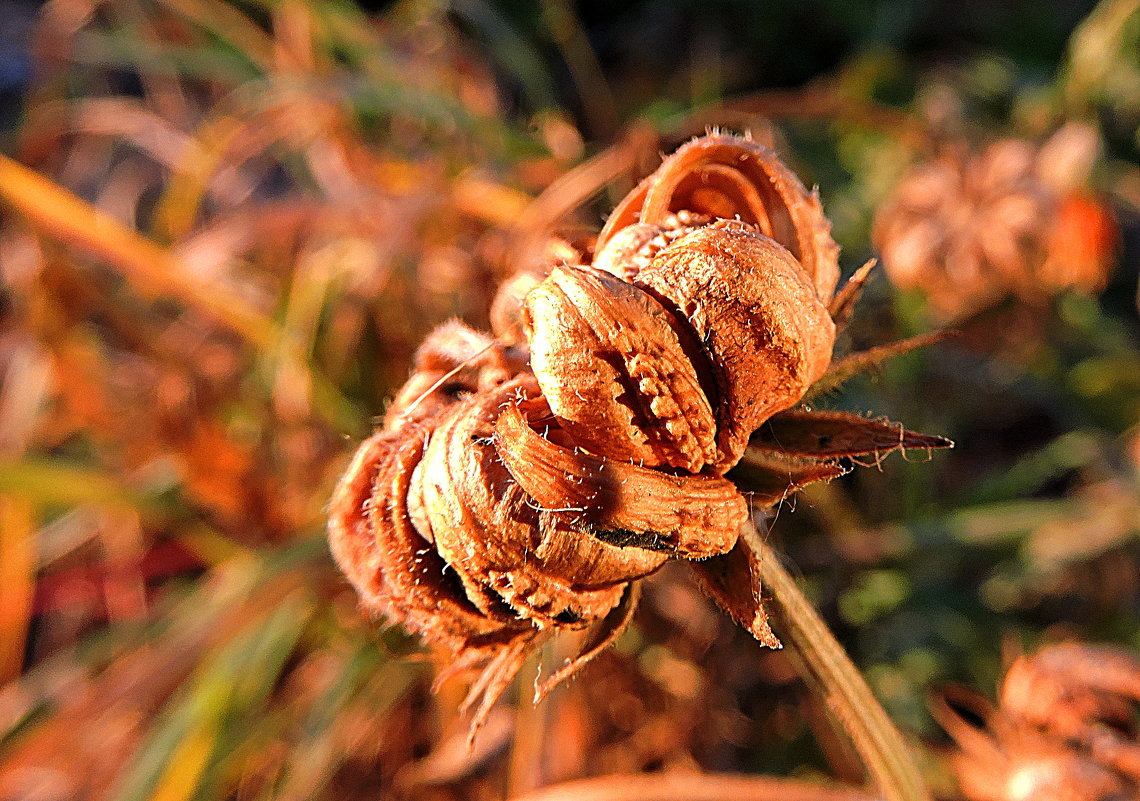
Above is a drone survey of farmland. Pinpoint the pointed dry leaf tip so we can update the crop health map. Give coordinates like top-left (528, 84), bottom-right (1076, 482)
top-left (751, 410), bottom-right (953, 459)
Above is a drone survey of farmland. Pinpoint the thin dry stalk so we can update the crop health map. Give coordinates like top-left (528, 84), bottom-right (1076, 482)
top-left (741, 523), bottom-right (930, 801)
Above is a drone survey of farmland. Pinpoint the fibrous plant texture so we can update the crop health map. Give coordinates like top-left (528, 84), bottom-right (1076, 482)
top-left (329, 133), bottom-right (949, 733)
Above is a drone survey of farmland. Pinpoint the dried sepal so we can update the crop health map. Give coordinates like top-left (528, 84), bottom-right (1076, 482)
top-left (751, 409), bottom-right (953, 459)
top-left (732, 448), bottom-right (852, 507)
top-left (689, 535), bottom-right (781, 649)
top-left (385, 321), bottom-right (526, 427)
top-left (804, 331), bottom-right (951, 401)
top-left (533, 582), bottom-right (641, 703)
top-left (828, 258), bottom-right (877, 333)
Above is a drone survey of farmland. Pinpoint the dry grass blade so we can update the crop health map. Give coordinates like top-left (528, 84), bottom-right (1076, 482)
top-left (0, 155), bottom-right (274, 347)
top-left (395, 709), bottom-right (514, 790)
top-left (0, 459), bottom-right (157, 511)
top-left (504, 126), bottom-right (655, 271)
top-left (506, 772), bottom-right (880, 801)
top-left (0, 496), bottom-right (35, 684)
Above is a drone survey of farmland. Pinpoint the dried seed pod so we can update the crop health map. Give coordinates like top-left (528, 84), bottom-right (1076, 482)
top-left (629, 220), bottom-right (836, 467)
top-left (524, 265), bottom-right (717, 471)
top-left (539, 220), bottom-right (837, 471)
top-left (329, 133), bottom-right (949, 736)
top-left (873, 131), bottom-right (1118, 319)
top-left (595, 133), bottom-right (841, 300)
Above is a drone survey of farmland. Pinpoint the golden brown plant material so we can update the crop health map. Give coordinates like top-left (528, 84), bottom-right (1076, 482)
top-left (933, 643), bottom-right (1140, 801)
top-left (873, 124), bottom-right (1118, 319)
top-left (329, 133), bottom-right (950, 737)
top-left (505, 771), bottom-right (878, 801)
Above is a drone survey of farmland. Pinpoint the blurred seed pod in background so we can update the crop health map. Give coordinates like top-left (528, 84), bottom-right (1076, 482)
top-left (873, 123), bottom-right (1118, 320)
top-left (932, 642), bottom-right (1140, 801)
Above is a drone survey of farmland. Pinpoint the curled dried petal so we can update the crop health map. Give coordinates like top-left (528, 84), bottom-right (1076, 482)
top-left (328, 425), bottom-right (528, 651)
top-left (417, 376), bottom-right (632, 625)
top-left (494, 403), bottom-right (746, 560)
top-left (597, 134), bottom-right (840, 301)
top-left (525, 265), bottom-right (717, 471)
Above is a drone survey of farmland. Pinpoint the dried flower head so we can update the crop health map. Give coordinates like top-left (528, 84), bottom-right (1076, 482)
top-left (329, 133), bottom-right (949, 735)
top-left (873, 125), bottom-right (1117, 319)
top-left (933, 643), bottom-right (1140, 801)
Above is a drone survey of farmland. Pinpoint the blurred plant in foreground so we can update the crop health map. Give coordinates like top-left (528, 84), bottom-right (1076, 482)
top-left (0, 0), bottom-right (568, 797)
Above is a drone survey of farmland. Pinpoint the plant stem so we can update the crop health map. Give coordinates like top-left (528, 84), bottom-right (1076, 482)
top-left (741, 523), bottom-right (931, 801)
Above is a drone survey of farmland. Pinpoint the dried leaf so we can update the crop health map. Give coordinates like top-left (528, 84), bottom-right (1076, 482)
top-left (752, 409), bottom-right (953, 459)
top-left (0, 154), bottom-right (274, 347)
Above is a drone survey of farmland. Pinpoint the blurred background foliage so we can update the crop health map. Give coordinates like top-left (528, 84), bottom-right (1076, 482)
top-left (0, 0), bottom-right (1137, 798)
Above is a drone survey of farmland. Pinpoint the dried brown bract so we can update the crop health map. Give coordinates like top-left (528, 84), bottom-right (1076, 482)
top-left (933, 643), bottom-right (1140, 801)
top-left (873, 126), bottom-right (1118, 319)
top-left (329, 133), bottom-right (950, 736)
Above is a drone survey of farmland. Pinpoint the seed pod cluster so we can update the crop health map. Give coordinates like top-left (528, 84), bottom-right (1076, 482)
top-left (329, 134), bottom-right (945, 729)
